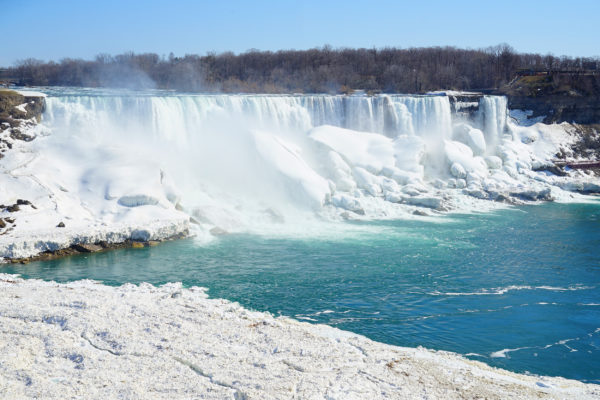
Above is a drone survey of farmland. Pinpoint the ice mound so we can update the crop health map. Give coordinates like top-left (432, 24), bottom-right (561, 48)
top-left (1, 274), bottom-right (597, 399)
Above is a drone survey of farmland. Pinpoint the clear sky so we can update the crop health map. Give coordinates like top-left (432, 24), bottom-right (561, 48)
top-left (2, 0), bottom-right (598, 66)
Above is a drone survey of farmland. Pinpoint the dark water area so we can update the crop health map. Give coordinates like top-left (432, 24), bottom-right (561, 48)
top-left (3, 202), bottom-right (600, 383)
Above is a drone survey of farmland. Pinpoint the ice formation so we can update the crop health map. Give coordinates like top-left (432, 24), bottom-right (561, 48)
top-left (1, 90), bottom-right (598, 258)
top-left (1, 274), bottom-right (598, 399)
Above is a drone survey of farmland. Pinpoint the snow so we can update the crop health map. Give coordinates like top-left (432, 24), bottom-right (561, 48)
top-left (510, 109), bottom-right (545, 126)
top-left (14, 90), bottom-right (47, 97)
top-left (1, 91), bottom-right (599, 260)
top-left (15, 103), bottom-right (28, 114)
top-left (0, 275), bottom-right (598, 399)
top-left (309, 125), bottom-right (396, 173)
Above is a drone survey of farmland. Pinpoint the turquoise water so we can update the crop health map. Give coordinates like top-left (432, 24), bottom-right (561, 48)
top-left (3, 202), bottom-right (600, 383)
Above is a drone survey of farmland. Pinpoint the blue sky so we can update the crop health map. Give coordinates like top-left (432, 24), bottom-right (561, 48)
top-left (2, 0), bottom-right (598, 66)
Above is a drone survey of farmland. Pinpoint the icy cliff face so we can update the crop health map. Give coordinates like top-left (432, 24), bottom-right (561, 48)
top-left (1, 90), bottom-right (598, 258)
top-left (40, 94), bottom-right (460, 223)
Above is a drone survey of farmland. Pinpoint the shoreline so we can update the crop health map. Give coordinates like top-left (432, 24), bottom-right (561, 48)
top-left (3, 229), bottom-right (189, 264)
top-left (0, 216), bottom-right (191, 263)
top-left (1, 274), bottom-right (598, 399)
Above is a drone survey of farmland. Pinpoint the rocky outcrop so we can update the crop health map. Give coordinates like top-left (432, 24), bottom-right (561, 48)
top-left (498, 74), bottom-right (600, 124)
top-left (0, 89), bottom-right (45, 128)
top-left (506, 95), bottom-right (600, 124)
top-left (7, 230), bottom-right (189, 264)
top-left (0, 89), bottom-right (45, 158)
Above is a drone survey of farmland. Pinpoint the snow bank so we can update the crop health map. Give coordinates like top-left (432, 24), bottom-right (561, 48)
top-left (1, 91), bottom-right (599, 259)
top-left (0, 275), bottom-right (597, 399)
top-left (0, 216), bottom-right (188, 259)
top-left (14, 90), bottom-right (47, 98)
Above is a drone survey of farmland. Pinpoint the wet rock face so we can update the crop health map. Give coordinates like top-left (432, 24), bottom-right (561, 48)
top-left (0, 90), bottom-right (45, 161)
top-left (507, 95), bottom-right (600, 124)
top-left (499, 74), bottom-right (600, 124)
top-left (571, 124), bottom-right (600, 160)
top-left (0, 90), bottom-right (45, 132)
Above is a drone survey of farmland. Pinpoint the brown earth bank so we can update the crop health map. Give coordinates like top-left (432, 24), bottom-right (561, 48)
top-left (6, 230), bottom-right (189, 265)
top-left (498, 73), bottom-right (600, 124)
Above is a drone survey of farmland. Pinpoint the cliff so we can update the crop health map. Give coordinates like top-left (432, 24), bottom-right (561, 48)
top-left (498, 73), bottom-right (600, 124)
top-left (0, 89), bottom-right (45, 151)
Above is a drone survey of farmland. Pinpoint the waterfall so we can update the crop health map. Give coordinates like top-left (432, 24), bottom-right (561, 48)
top-left (38, 92), bottom-right (527, 223)
top-left (477, 96), bottom-right (508, 152)
top-left (44, 93), bottom-right (456, 141)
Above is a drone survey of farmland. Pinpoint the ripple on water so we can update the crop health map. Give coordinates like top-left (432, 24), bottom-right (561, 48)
top-left (2, 202), bottom-right (600, 383)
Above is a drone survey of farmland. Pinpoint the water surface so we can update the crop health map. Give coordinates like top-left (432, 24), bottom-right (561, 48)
top-left (3, 202), bottom-right (600, 383)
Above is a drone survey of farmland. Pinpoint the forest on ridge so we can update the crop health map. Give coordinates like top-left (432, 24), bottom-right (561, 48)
top-left (5, 45), bottom-right (600, 94)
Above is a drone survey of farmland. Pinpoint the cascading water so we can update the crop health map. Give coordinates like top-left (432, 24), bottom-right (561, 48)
top-left (37, 90), bottom-right (566, 233)
top-left (44, 94), bottom-right (456, 139)
top-left (477, 95), bottom-right (508, 152)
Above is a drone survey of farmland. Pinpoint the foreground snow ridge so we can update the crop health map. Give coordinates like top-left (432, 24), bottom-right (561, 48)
top-left (0, 275), bottom-right (598, 399)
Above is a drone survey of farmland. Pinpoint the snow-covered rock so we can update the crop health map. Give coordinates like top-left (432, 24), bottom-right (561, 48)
top-left (0, 275), bottom-right (597, 400)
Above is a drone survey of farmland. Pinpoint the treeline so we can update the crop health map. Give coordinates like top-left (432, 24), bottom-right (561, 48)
top-left (7, 45), bottom-right (600, 93)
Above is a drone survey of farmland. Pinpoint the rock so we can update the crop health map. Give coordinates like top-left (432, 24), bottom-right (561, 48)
top-left (147, 241), bottom-right (161, 247)
top-left (57, 222), bottom-right (65, 228)
top-left (210, 227), bottom-right (228, 236)
top-left (11, 199), bottom-right (36, 210)
top-left (494, 194), bottom-right (512, 203)
top-left (6, 204), bottom-right (19, 212)
top-left (117, 195), bottom-right (160, 207)
top-left (484, 156), bottom-right (503, 170)
top-left (450, 162), bottom-right (467, 179)
top-left (403, 196), bottom-right (443, 210)
top-left (432, 179), bottom-right (447, 189)
top-left (131, 241), bottom-right (146, 249)
top-left (9, 130), bottom-right (35, 142)
top-left (455, 179), bottom-right (467, 189)
top-left (532, 164), bottom-right (567, 176)
top-left (0, 218), bottom-right (5, 228)
top-left (265, 208), bottom-right (285, 223)
top-left (463, 188), bottom-right (489, 199)
top-left (510, 188), bottom-right (553, 201)
top-left (340, 211), bottom-right (351, 220)
top-left (413, 210), bottom-right (429, 216)
top-left (560, 181), bottom-right (584, 192)
top-left (385, 192), bottom-right (404, 203)
top-left (332, 194), bottom-right (364, 214)
top-left (72, 243), bottom-right (103, 253)
top-left (582, 182), bottom-right (600, 193)
top-left (402, 186), bottom-right (422, 197)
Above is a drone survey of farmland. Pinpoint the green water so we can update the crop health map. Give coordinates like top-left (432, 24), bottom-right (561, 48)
top-left (3, 202), bottom-right (600, 383)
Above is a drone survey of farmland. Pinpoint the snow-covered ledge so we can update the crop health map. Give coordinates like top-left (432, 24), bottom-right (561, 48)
top-left (0, 275), bottom-right (598, 399)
